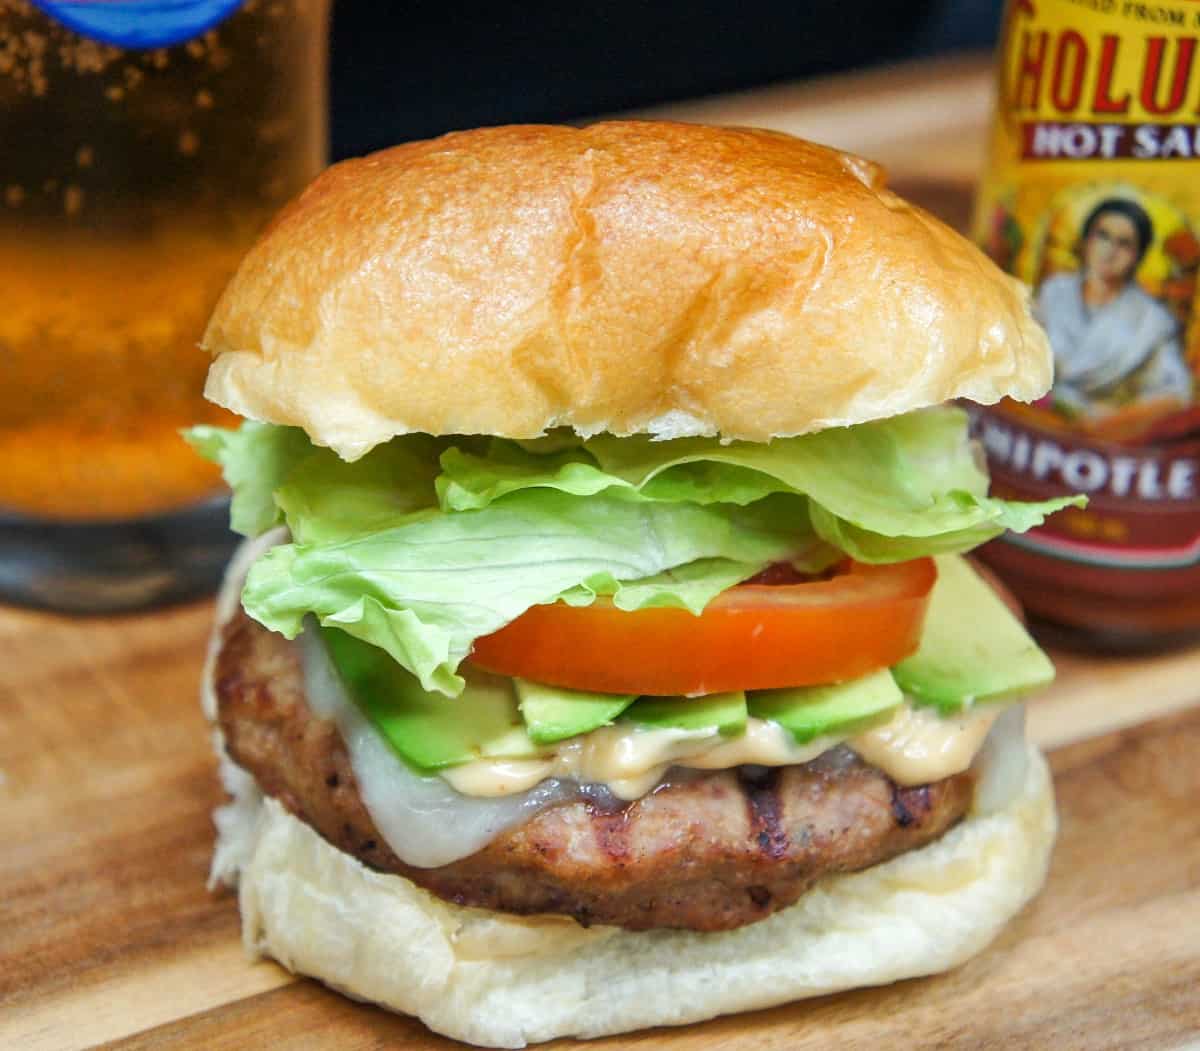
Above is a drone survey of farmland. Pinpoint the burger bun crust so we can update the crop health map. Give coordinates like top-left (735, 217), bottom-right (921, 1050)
top-left (202, 122), bottom-right (1051, 460)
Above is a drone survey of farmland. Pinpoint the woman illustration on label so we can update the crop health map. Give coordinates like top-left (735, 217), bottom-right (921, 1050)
top-left (1036, 197), bottom-right (1192, 422)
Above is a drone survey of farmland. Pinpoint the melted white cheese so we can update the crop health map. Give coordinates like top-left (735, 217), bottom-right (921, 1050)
top-left (297, 628), bottom-right (583, 868)
top-left (972, 703), bottom-right (1029, 815)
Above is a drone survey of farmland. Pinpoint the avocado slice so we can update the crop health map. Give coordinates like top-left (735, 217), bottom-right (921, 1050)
top-left (623, 691), bottom-right (748, 736)
top-left (748, 669), bottom-right (902, 744)
top-left (893, 554), bottom-right (1054, 713)
top-left (322, 628), bottom-right (543, 770)
top-left (515, 678), bottom-right (636, 744)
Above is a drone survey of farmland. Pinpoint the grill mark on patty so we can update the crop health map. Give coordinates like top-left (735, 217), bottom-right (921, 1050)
top-left (740, 767), bottom-right (789, 860)
top-left (747, 885), bottom-right (772, 908)
top-left (891, 783), bottom-right (932, 828)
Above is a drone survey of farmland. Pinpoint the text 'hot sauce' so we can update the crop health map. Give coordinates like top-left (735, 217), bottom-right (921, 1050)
top-left (973, 0), bottom-right (1200, 649)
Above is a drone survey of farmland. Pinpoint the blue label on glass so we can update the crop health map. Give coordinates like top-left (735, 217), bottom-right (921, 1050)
top-left (31, 0), bottom-right (243, 49)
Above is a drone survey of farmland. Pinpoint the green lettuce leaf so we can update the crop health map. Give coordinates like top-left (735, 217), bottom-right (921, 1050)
top-left (188, 423), bottom-right (447, 543)
top-left (557, 557), bottom-right (789, 614)
top-left (435, 408), bottom-right (1083, 562)
top-left (184, 422), bottom-right (313, 537)
top-left (588, 408), bottom-right (1084, 560)
top-left (274, 435), bottom-right (446, 544)
top-left (436, 443), bottom-right (631, 511)
top-left (243, 490), bottom-right (815, 696)
top-left (437, 441), bottom-right (782, 511)
top-left (193, 409), bottom-right (1080, 564)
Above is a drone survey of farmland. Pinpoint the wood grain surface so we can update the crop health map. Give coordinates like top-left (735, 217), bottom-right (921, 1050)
top-left (3, 56), bottom-right (1200, 1051)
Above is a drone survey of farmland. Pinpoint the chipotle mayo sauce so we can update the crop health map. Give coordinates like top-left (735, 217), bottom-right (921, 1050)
top-left (972, 0), bottom-right (1200, 648)
top-left (441, 703), bottom-right (999, 800)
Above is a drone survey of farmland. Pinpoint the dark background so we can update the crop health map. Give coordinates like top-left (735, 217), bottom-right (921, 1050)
top-left (329, 0), bottom-right (1005, 160)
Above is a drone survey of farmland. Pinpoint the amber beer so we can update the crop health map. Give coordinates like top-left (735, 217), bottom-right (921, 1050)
top-left (0, 0), bottom-right (328, 519)
top-left (973, 0), bottom-right (1200, 647)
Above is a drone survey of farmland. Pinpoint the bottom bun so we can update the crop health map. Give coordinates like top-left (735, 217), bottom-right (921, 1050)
top-left (216, 743), bottom-right (1055, 1048)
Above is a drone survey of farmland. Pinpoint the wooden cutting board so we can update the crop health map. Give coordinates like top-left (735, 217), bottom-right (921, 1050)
top-left (3, 56), bottom-right (1200, 1051)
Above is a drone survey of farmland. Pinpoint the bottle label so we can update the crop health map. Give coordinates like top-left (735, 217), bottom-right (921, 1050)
top-left (31, 0), bottom-right (243, 49)
top-left (974, 0), bottom-right (1200, 581)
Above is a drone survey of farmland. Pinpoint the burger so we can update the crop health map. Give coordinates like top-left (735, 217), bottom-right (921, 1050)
top-left (187, 122), bottom-right (1080, 1047)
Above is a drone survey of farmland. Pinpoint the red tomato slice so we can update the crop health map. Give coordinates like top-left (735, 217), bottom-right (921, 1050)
top-left (469, 558), bottom-right (937, 696)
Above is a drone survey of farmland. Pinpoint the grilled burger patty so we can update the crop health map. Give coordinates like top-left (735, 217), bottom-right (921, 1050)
top-left (214, 610), bottom-right (975, 932)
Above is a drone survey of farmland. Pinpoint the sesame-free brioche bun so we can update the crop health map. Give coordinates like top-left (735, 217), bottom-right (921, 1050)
top-left (202, 121), bottom-right (1051, 460)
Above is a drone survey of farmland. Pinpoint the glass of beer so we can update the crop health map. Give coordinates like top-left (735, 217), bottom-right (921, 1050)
top-left (0, 0), bottom-right (329, 611)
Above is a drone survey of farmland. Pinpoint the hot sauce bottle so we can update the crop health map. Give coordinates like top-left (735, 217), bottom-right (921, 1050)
top-left (972, 0), bottom-right (1200, 650)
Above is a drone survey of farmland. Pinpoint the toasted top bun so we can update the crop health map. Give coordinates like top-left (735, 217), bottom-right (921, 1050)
top-left (203, 121), bottom-right (1051, 461)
